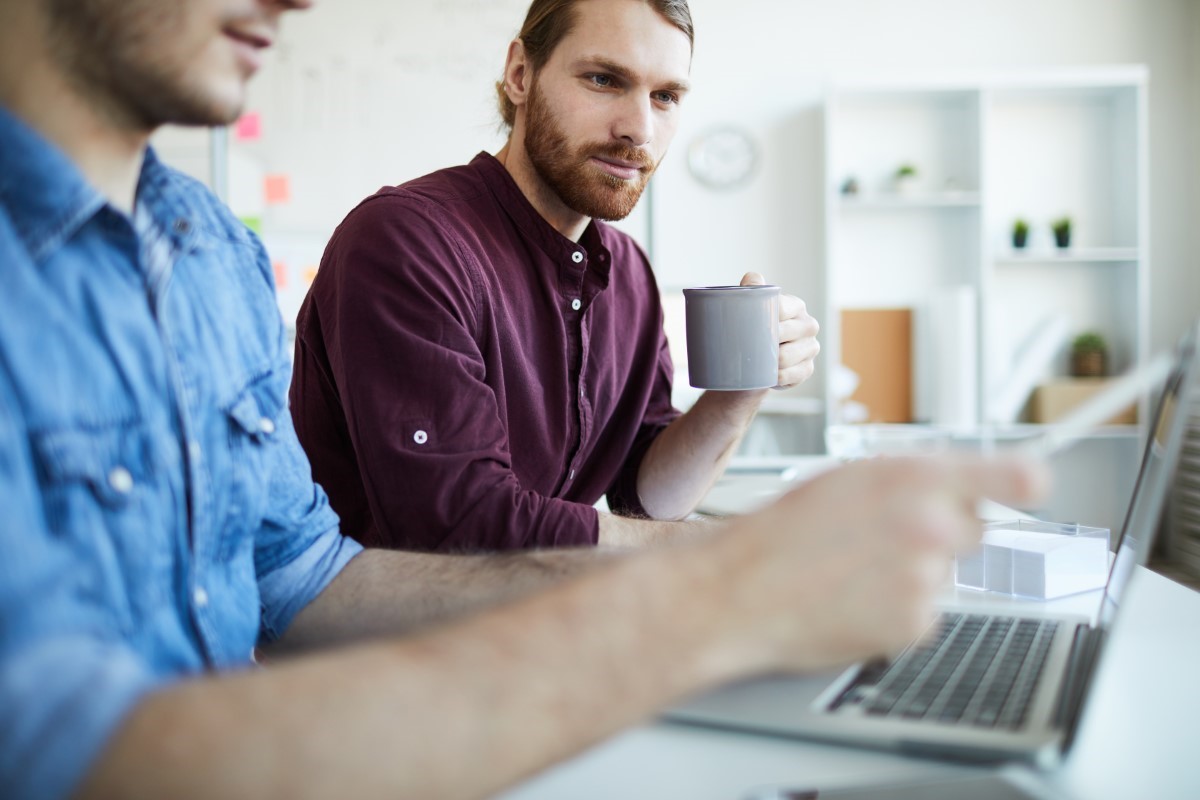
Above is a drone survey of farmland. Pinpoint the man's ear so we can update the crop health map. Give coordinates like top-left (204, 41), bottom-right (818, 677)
top-left (503, 39), bottom-right (531, 108)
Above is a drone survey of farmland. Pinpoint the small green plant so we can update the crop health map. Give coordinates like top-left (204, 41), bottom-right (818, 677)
top-left (1012, 218), bottom-right (1029, 248)
top-left (896, 163), bottom-right (917, 179)
top-left (1051, 216), bottom-right (1072, 248)
top-left (1072, 332), bottom-right (1107, 355)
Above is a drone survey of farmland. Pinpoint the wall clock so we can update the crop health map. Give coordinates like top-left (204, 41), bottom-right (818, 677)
top-left (687, 127), bottom-right (758, 190)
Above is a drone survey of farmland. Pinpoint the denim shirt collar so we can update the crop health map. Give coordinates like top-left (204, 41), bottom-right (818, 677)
top-left (0, 104), bottom-right (194, 265)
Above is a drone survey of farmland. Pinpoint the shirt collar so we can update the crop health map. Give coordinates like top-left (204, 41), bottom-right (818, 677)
top-left (0, 103), bottom-right (109, 264)
top-left (0, 105), bottom-right (197, 267)
top-left (470, 151), bottom-right (615, 283)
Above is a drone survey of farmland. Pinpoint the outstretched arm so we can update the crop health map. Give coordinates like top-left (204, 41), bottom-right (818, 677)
top-left (79, 455), bottom-right (1047, 800)
top-left (271, 545), bottom-right (628, 653)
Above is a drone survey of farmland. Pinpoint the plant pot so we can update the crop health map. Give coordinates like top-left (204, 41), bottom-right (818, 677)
top-left (1071, 350), bottom-right (1106, 378)
top-left (1012, 230), bottom-right (1028, 249)
top-left (1053, 229), bottom-right (1071, 249)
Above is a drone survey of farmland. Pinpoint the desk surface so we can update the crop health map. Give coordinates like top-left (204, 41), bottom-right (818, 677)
top-left (501, 459), bottom-right (1200, 800)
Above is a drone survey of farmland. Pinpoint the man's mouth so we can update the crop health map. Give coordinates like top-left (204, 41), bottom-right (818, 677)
top-left (223, 24), bottom-right (274, 72)
top-left (590, 155), bottom-right (649, 181)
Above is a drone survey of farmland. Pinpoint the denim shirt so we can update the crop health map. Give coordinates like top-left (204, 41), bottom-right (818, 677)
top-left (0, 106), bottom-right (362, 800)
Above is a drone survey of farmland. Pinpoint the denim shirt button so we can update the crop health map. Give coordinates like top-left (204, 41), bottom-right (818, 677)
top-left (259, 417), bottom-right (276, 435)
top-left (108, 466), bottom-right (134, 494)
top-left (193, 587), bottom-right (209, 608)
top-left (174, 218), bottom-right (191, 234)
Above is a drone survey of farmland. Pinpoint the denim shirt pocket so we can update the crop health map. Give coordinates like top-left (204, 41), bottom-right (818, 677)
top-left (218, 368), bottom-right (289, 561)
top-left (29, 420), bottom-right (176, 631)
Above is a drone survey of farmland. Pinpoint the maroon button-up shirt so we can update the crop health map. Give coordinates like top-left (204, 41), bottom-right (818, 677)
top-left (290, 153), bottom-right (680, 552)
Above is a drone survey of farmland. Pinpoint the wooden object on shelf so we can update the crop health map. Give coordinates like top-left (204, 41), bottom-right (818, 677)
top-left (1030, 378), bottom-right (1137, 425)
top-left (841, 308), bottom-right (913, 423)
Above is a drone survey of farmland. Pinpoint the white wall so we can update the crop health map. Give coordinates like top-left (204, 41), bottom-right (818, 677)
top-left (655, 0), bottom-right (1199, 404)
top-left (234, 0), bottom-right (1198, 381)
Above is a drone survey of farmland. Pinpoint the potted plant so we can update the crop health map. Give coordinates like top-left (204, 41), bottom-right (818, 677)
top-left (1012, 218), bottom-right (1029, 249)
top-left (1051, 216), bottom-right (1072, 249)
top-left (1070, 331), bottom-right (1107, 377)
top-left (894, 163), bottom-right (918, 196)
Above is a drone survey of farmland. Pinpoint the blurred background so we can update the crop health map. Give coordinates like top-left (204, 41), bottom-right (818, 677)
top-left (154, 0), bottom-right (1200, 578)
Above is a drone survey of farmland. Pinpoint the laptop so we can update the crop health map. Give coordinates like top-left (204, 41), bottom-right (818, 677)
top-left (668, 322), bottom-right (1199, 768)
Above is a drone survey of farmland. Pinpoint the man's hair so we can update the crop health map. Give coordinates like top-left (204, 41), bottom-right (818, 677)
top-left (495, 0), bottom-right (694, 130)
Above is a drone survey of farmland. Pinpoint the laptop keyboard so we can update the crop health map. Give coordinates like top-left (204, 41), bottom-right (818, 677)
top-left (833, 613), bottom-right (1060, 730)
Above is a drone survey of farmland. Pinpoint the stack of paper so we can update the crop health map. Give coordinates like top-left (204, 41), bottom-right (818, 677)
top-left (956, 527), bottom-right (1109, 600)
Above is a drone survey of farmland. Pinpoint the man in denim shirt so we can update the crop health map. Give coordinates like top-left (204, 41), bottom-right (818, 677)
top-left (0, 1), bottom-right (1046, 798)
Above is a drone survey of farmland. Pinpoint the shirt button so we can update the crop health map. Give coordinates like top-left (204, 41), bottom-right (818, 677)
top-left (259, 417), bottom-right (276, 435)
top-left (108, 466), bottom-right (134, 494)
top-left (571, 251), bottom-right (584, 264)
top-left (413, 430), bottom-right (429, 445)
top-left (189, 441), bottom-right (203, 460)
top-left (571, 298), bottom-right (582, 311)
top-left (174, 218), bottom-right (191, 234)
top-left (194, 587), bottom-right (209, 608)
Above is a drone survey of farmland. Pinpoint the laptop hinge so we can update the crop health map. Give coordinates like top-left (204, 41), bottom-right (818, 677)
top-left (1053, 624), bottom-right (1104, 747)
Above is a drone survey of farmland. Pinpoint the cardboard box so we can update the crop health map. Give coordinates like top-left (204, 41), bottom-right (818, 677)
top-left (1030, 378), bottom-right (1137, 425)
top-left (841, 308), bottom-right (913, 423)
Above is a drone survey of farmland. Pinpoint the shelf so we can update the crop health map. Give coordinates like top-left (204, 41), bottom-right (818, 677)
top-left (993, 247), bottom-right (1139, 264)
top-left (839, 192), bottom-right (981, 210)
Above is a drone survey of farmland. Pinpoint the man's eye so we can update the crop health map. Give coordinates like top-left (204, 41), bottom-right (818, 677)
top-left (654, 91), bottom-right (679, 105)
top-left (589, 74), bottom-right (614, 88)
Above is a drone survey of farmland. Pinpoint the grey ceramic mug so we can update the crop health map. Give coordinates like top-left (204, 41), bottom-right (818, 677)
top-left (683, 285), bottom-right (780, 390)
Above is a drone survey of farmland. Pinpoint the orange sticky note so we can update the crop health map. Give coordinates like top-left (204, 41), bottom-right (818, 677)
top-left (302, 266), bottom-right (319, 287)
top-left (234, 111), bottom-right (262, 141)
top-left (264, 174), bottom-right (291, 205)
top-left (272, 261), bottom-right (288, 289)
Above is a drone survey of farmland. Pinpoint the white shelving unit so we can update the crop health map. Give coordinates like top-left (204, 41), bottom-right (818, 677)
top-left (822, 67), bottom-right (1150, 436)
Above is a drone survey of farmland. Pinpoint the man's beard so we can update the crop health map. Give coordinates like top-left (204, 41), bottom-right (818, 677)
top-left (47, 0), bottom-right (244, 130)
top-left (523, 81), bottom-right (657, 222)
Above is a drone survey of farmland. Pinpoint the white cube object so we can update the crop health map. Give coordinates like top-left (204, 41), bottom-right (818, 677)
top-left (956, 520), bottom-right (1111, 600)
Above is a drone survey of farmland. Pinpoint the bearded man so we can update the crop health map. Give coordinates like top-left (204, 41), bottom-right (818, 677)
top-left (290, 0), bottom-right (822, 552)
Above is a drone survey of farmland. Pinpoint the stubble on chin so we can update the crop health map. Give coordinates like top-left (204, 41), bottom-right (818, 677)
top-left (45, 0), bottom-right (245, 130)
top-left (524, 83), bottom-right (655, 222)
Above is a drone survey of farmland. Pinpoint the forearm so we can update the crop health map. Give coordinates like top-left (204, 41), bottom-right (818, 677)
top-left (79, 542), bottom-right (757, 800)
top-left (273, 546), bottom-right (626, 654)
top-left (596, 511), bottom-right (718, 547)
top-left (635, 389), bottom-right (766, 519)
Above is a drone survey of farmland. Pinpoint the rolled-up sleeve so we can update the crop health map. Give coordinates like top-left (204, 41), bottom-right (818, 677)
top-left (0, 368), bottom-right (162, 800)
top-left (254, 408), bottom-right (363, 639)
top-left (249, 251), bottom-right (363, 639)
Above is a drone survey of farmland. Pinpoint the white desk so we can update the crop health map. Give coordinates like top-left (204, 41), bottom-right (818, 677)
top-left (501, 460), bottom-right (1200, 800)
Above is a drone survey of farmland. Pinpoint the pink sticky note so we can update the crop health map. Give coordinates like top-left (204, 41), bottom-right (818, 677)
top-left (272, 261), bottom-right (288, 289)
top-left (235, 112), bottom-right (262, 141)
top-left (264, 174), bottom-right (291, 205)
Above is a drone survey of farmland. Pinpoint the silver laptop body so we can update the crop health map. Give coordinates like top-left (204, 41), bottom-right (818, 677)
top-left (667, 323), bottom-right (1199, 769)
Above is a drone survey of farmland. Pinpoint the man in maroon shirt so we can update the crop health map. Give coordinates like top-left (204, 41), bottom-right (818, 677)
top-left (290, 0), bottom-right (821, 552)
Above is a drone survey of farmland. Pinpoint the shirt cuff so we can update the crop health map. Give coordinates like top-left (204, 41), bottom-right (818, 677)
top-left (258, 530), bottom-right (363, 641)
top-left (0, 636), bottom-right (162, 800)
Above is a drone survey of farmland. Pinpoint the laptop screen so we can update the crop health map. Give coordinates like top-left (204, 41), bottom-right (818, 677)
top-left (1098, 324), bottom-right (1198, 630)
